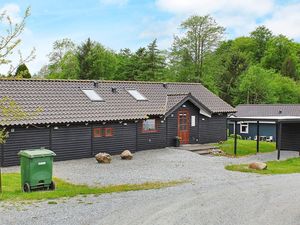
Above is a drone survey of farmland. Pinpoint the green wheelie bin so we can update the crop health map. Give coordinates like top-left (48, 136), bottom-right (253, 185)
top-left (18, 149), bottom-right (56, 192)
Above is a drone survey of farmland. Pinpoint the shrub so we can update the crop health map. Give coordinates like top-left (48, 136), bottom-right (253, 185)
top-left (229, 134), bottom-right (242, 139)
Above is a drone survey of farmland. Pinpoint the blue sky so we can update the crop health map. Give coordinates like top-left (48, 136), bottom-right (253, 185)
top-left (1, 0), bottom-right (300, 74)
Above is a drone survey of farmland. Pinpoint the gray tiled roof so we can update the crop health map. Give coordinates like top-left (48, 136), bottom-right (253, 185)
top-left (0, 79), bottom-right (235, 126)
top-left (235, 104), bottom-right (300, 117)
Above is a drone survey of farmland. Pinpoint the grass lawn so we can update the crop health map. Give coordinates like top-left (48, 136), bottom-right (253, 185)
top-left (226, 157), bottom-right (300, 174)
top-left (0, 173), bottom-right (185, 202)
top-left (218, 138), bottom-right (276, 156)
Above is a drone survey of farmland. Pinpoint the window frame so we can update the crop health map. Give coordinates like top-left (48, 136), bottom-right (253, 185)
top-left (240, 123), bottom-right (249, 134)
top-left (93, 128), bottom-right (102, 137)
top-left (142, 119), bottom-right (158, 133)
top-left (93, 127), bottom-right (113, 137)
top-left (105, 128), bottom-right (113, 137)
top-left (127, 89), bottom-right (148, 101)
top-left (82, 89), bottom-right (104, 102)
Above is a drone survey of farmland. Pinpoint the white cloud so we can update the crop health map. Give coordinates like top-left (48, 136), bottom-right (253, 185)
top-left (155, 0), bottom-right (274, 17)
top-left (100, 0), bottom-right (128, 6)
top-left (139, 17), bottom-right (179, 39)
top-left (264, 3), bottom-right (300, 39)
top-left (154, 0), bottom-right (275, 40)
top-left (0, 3), bottom-right (22, 24)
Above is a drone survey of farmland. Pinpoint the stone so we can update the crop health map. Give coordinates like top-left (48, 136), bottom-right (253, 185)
top-left (209, 148), bottom-right (225, 155)
top-left (120, 150), bottom-right (133, 160)
top-left (248, 162), bottom-right (267, 170)
top-left (95, 153), bottom-right (112, 164)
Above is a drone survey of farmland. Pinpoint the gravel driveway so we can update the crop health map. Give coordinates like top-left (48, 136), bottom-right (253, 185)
top-left (1, 148), bottom-right (300, 225)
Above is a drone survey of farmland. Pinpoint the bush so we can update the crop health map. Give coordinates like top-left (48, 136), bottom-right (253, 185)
top-left (229, 134), bottom-right (242, 139)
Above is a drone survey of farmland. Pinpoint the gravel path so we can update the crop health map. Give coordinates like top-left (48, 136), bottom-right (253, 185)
top-left (1, 148), bottom-right (300, 225)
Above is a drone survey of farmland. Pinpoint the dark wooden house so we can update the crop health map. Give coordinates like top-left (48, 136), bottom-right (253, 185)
top-left (0, 79), bottom-right (235, 166)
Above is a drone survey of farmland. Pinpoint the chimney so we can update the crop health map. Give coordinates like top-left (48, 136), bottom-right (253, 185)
top-left (163, 83), bottom-right (167, 88)
top-left (93, 81), bottom-right (99, 88)
top-left (111, 87), bottom-right (117, 93)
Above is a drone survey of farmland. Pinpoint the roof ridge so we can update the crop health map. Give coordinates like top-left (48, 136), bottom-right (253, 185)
top-left (167, 93), bottom-right (189, 96)
top-left (0, 78), bottom-right (203, 85)
top-left (238, 104), bottom-right (300, 106)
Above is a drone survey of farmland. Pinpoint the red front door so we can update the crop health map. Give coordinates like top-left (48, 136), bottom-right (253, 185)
top-left (178, 110), bottom-right (190, 144)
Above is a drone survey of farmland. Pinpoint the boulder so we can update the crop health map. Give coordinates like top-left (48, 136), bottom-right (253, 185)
top-left (209, 148), bottom-right (225, 155)
top-left (95, 153), bottom-right (112, 164)
top-left (120, 150), bottom-right (133, 160)
top-left (248, 162), bottom-right (267, 170)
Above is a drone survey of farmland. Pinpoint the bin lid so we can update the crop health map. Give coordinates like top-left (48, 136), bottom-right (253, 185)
top-left (18, 149), bottom-right (56, 158)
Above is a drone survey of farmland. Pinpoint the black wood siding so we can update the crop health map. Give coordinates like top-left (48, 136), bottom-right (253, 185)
top-left (166, 101), bottom-right (200, 146)
top-left (1, 127), bottom-right (50, 166)
top-left (280, 123), bottom-right (300, 151)
top-left (137, 118), bottom-right (166, 150)
top-left (199, 114), bottom-right (227, 143)
top-left (51, 125), bottom-right (92, 161)
top-left (92, 122), bottom-right (137, 155)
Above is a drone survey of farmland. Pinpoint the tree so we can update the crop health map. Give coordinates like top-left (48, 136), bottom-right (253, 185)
top-left (47, 38), bottom-right (77, 78)
top-left (115, 48), bottom-right (136, 81)
top-left (143, 39), bottom-right (166, 81)
top-left (171, 15), bottom-right (225, 81)
top-left (15, 63), bottom-right (31, 78)
top-left (0, 7), bottom-right (35, 75)
top-left (272, 76), bottom-right (300, 103)
top-left (250, 26), bottom-right (273, 62)
top-left (281, 56), bottom-right (298, 79)
top-left (261, 35), bottom-right (295, 72)
top-left (77, 38), bottom-right (95, 80)
top-left (48, 38), bottom-right (75, 65)
top-left (234, 66), bottom-right (277, 105)
top-left (214, 41), bottom-right (249, 104)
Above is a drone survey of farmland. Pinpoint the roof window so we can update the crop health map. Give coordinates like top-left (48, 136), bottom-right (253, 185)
top-left (82, 89), bottom-right (104, 101)
top-left (127, 89), bottom-right (147, 101)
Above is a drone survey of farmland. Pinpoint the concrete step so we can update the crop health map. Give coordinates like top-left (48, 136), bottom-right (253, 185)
top-left (193, 150), bottom-right (211, 155)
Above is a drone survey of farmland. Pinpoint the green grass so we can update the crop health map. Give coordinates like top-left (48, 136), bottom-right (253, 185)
top-left (226, 157), bottom-right (300, 174)
top-left (218, 138), bottom-right (276, 156)
top-left (0, 173), bottom-right (185, 202)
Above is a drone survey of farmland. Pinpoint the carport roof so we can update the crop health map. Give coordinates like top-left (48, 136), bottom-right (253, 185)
top-left (228, 116), bottom-right (300, 122)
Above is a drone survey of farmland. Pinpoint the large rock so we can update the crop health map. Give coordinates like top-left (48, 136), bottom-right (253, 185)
top-left (249, 162), bottom-right (267, 170)
top-left (95, 153), bottom-right (112, 164)
top-left (120, 150), bottom-right (133, 160)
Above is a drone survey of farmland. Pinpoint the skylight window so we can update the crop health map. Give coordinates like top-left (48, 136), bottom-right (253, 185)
top-left (82, 89), bottom-right (103, 101)
top-left (127, 89), bottom-right (147, 101)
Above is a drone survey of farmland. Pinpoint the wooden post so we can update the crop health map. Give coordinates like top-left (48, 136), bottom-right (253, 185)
top-left (234, 121), bottom-right (237, 156)
top-left (275, 122), bottom-right (278, 150)
top-left (256, 121), bottom-right (260, 153)
top-left (277, 122), bottom-right (281, 160)
top-left (0, 167), bottom-right (2, 193)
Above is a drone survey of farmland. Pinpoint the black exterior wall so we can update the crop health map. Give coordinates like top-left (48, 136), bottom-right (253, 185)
top-left (1, 127), bottom-right (50, 166)
top-left (0, 118), bottom-right (167, 166)
top-left (92, 121), bottom-right (137, 155)
top-left (280, 123), bottom-right (300, 151)
top-left (199, 114), bottom-right (227, 143)
top-left (0, 101), bottom-right (228, 167)
top-left (51, 124), bottom-right (92, 161)
top-left (137, 118), bottom-right (166, 150)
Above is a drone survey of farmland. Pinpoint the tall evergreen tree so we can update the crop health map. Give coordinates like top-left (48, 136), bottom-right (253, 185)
top-left (77, 38), bottom-right (95, 80)
top-left (15, 64), bottom-right (31, 78)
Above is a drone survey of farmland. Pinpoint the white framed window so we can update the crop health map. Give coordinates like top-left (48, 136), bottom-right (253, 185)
top-left (127, 89), bottom-right (147, 101)
top-left (240, 123), bottom-right (249, 134)
top-left (82, 89), bottom-right (103, 101)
